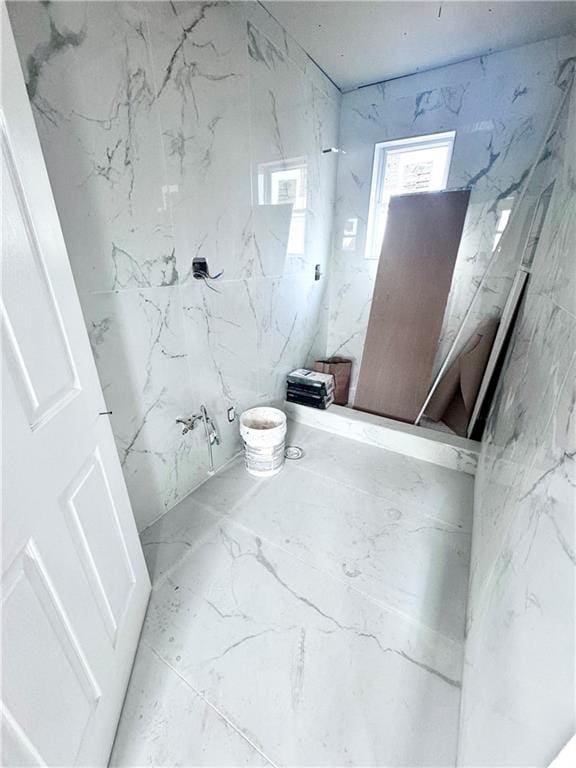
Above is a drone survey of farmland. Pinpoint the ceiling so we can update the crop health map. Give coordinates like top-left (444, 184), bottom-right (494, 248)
top-left (262, 1), bottom-right (576, 91)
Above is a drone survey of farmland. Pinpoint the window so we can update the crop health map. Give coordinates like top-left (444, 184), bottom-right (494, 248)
top-left (364, 131), bottom-right (456, 259)
top-left (521, 180), bottom-right (555, 268)
top-left (342, 217), bottom-right (358, 252)
top-left (258, 158), bottom-right (308, 256)
top-left (492, 198), bottom-right (514, 252)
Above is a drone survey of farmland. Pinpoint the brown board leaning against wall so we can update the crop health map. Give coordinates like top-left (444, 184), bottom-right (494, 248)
top-left (355, 189), bottom-right (470, 423)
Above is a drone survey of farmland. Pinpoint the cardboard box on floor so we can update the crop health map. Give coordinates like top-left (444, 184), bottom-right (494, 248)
top-left (313, 357), bottom-right (352, 406)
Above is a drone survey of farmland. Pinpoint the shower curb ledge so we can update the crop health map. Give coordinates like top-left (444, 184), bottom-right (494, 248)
top-left (284, 401), bottom-right (479, 475)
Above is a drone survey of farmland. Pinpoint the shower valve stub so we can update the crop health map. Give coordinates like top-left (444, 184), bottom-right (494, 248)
top-left (176, 407), bottom-right (220, 473)
top-left (192, 257), bottom-right (223, 287)
top-left (176, 415), bottom-right (202, 435)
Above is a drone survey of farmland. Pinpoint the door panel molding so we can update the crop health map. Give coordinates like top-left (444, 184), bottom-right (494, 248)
top-left (1, 702), bottom-right (47, 767)
top-left (3, 539), bottom-right (102, 704)
top-left (1, 540), bottom-right (101, 764)
top-left (63, 451), bottom-right (137, 647)
top-left (1, 113), bottom-right (80, 430)
top-left (2, 6), bottom-right (150, 762)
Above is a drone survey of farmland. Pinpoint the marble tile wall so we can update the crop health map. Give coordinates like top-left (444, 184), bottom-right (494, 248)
top-left (8, 1), bottom-right (340, 530)
top-left (457, 81), bottom-right (576, 766)
top-left (442, 66), bottom-right (573, 380)
top-left (327, 35), bottom-right (576, 402)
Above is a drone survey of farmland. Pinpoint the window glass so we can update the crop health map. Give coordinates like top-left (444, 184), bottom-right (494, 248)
top-left (364, 132), bottom-right (456, 259)
top-left (258, 158), bottom-right (307, 257)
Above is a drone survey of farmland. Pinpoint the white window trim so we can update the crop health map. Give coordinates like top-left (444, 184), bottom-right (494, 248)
top-left (364, 130), bottom-right (456, 259)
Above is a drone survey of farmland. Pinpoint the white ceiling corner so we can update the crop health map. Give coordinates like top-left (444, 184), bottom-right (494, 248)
top-left (262, 1), bottom-right (576, 91)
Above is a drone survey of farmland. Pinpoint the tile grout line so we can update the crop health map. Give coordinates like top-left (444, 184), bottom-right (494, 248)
top-left (143, 641), bottom-right (281, 768)
top-left (287, 413), bottom-right (479, 464)
top-left (143, 427), bottom-right (471, 544)
top-left (144, 435), bottom-right (469, 648)
top-left (466, 342), bottom-right (576, 633)
top-left (289, 458), bottom-right (473, 534)
top-left (189, 500), bottom-right (466, 655)
top-left (142, 470), bottom-right (266, 592)
top-left (145, 522), bottom-right (224, 593)
top-left (139, 450), bottom-right (246, 536)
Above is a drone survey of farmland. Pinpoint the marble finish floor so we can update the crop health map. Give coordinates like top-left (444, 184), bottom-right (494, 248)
top-left (111, 422), bottom-right (474, 767)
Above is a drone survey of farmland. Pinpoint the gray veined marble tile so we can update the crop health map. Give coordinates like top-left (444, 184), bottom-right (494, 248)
top-left (180, 276), bottom-right (268, 471)
top-left (325, 267), bottom-right (377, 391)
top-left (466, 296), bottom-right (576, 626)
top-left (258, 276), bottom-right (328, 400)
top-left (528, 91), bottom-right (576, 317)
top-left (140, 500), bottom-right (220, 588)
top-left (251, 203), bottom-right (295, 279)
top-left (247, 19), bottom-right (307, 135)
top-left (139, 454), bottom-right (274, 587)
top-left (459, 81), bottom-right (576, 766)
top-left (459, 361), bottom-right (575, 765)
top-left (185, 457), bottom-right (263, 517)
top-left (110, 643), bottom-right (271, 767)
top-left (328, 33), bottom-right (576, 399)
top-left (481, 292), bottom-right (575, 487)
top-left (139, 424), bottom-right (328, 586)
top-left (140, 519), bottom-right (462, 767)
top-left (286, 428), bottom-right (475, 532)
top-left (8, 0), bottom-right (340, 534)
top-left (8, 0), bottom-right (175, 293)
top-left (81, 287), bottom-right (208, 531)
top-left (147, 2), bottom-right (255, 284)
top-left (219, 464), bottom-right (471, 643)
top-left (180, 279), bottom-right (267, 403)
top-left (244, 1), bottom-right (313, 81)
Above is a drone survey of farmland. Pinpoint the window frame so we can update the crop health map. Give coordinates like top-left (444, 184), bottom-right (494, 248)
top-left (257, 156), bottom-right (308, 257)
top-left (364, 130), bottom-right (456, 259)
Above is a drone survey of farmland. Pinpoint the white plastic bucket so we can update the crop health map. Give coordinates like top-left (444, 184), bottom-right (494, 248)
top-left (239, 407), bottom-right (287, 477)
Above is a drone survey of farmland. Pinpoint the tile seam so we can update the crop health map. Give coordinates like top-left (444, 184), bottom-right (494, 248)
top-left (144, 641), bottom-right (281, 768)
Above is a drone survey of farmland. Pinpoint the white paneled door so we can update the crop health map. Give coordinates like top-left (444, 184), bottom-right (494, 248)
top-left (1, 6), bottom-right (151, 766)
